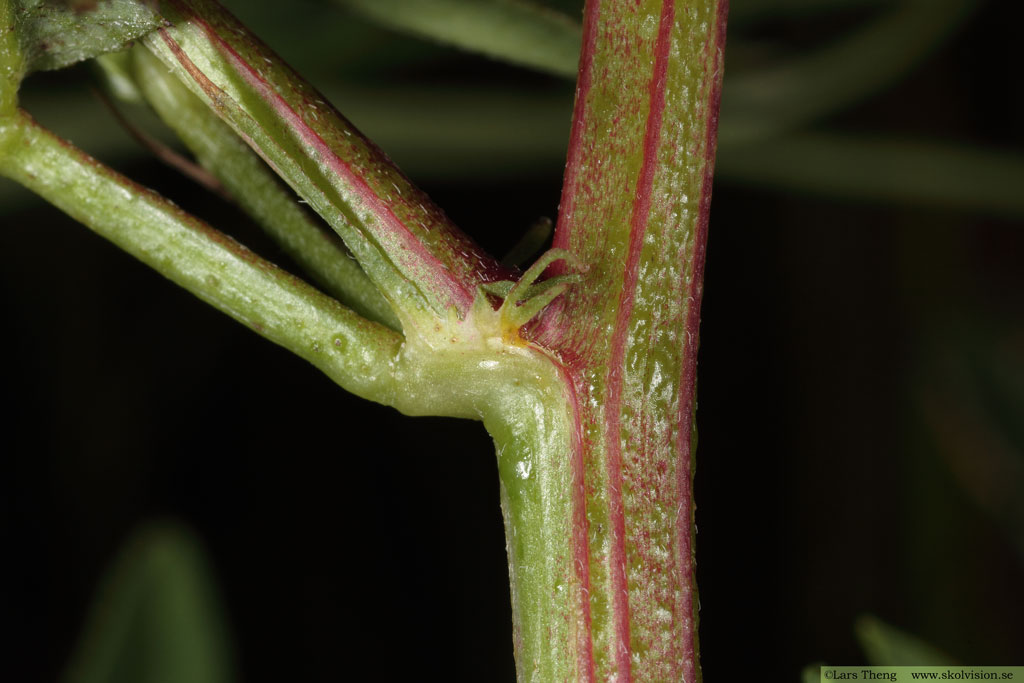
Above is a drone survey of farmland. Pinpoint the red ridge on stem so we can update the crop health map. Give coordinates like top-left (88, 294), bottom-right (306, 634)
top-left (543, 353), bottom-right (597, 682)
top-left (551, 0), bottom-right (599, 257)
top-left (602, 1), bottom-right (677, 679)
top-left (675, 2), bottom-right (728, 680)
top-left (538, 1), bottom-right (600, 675)
top-left (161, 2), bottom-right (476, 314)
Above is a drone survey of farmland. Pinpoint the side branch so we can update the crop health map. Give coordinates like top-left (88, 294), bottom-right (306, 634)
top-left (145, 0), bottom-right (512, 327)
top-left (0, 110), bottom-right (404, 404)
top-left (124, 46), bottom-right (400, 331)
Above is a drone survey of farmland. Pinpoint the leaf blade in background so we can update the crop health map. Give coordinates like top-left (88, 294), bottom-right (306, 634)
top-left (331, 0), bottom-right (974, 147)
top-left (855, 615), bottom-right (956, 666)
top-left (720, 0), bottom-right (977, 144)
top-left (729, 0), bottom-right (886, 25)
top-left (919, 326), bottom-right (1024, 563)
top-left (802, 664), bottom-right (824, 683)
top-left (715, 133), bottom-right (1024, 219)
top-left (62, 521), bottom-right (235, 683)
top-left (335, 0), bottom-right (582, 78)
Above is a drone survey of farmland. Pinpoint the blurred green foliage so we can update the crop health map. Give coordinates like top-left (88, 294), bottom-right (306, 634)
top-left (856, 615), bottom-right (955, 666)
top-left (62, 522), bottom-right (234, 683)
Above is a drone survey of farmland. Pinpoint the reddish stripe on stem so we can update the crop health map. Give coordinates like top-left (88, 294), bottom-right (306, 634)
top-left (551, 0), bottom-right (599, 256)
top-left (530, 0), bottom-right (600, 345)
top-left (601, 1), bottom-right (677, 679)
top-left (541, 1), bottom-right (600, 673)
top-left (543, 352), bottom-right (597, 681)
top-left (675, 2), bottom-right (728, 680)
top-left (161, 6), bottom-right (474, 314)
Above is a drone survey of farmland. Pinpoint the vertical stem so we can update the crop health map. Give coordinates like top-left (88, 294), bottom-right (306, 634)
top-left (516, 1), bottom-right (728, 680)
top-left (0, 0), bottom-right (24, 118)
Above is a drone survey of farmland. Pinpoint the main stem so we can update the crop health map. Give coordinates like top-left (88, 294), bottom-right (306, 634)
top-left (486, 1), bottom-right (728, 680)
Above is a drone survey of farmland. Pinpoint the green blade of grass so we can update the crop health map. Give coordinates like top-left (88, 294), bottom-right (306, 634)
top-left (721, 0), bottom-right (976, 144)
top-left (335, 0), bottom-right (582, 78)
top-left (716, 133), bottom-right (1024, 218)
top-left (62, 521), bottom-right (234, 683)
top-left (855, 615), bottom-right (956, 666)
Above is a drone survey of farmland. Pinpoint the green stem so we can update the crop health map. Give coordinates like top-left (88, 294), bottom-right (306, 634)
top-left (1, 0), bottom-right (23, 117)
top-left (145, 0), bottom-right (511, 328)
top-left (0, 109), bottom-right (404, 404)
top-left (526, 0), bottom-right (727, 678)
top-left (124, 46), bottom-right (400, 330)
top-left (480, 367), bottom-right (583, 683)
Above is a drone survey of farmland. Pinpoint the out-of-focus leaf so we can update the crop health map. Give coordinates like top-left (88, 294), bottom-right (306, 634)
top-left (802, 664), bottom-right (824, 683)
top-left (12, 0), bottom-right (161, 73)
top-left (721, 0), bottom-right (976, 143)
top-left (335, 0), bottom-right (581, 78)
top-left (920, 328), bottom-right (1024, 563)
top-left (62, 521), bottom-right (235, 683)
top-left (976, 333), bottom-right (1024, 456)
top-left (320, 83), bottom-right (572, 178)
top-left (501, 217), bottom-right (552, 268)
top-left (855, 615), bottom-right (955, 666)
top-left (221, 0), bottom-right (441, 81)
top-left (730, 0), bottom-right (886, 25)
top-left (93, 50), bottom-right (144, 104)
top-left (19, 76), bottom-right (177, 156)
top-left (716, 133), bottom-right (1024, 218)
top-left (333, 0), bottom-right (970, 144)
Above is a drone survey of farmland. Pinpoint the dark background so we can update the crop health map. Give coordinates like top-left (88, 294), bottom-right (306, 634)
top-left (2, 0), bottom-right (1022, 680)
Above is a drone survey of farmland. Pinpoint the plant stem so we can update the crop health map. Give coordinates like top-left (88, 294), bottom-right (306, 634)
top-left (144, 0), bottom-right (512, 328)
top-left (124, 46), bottom-right (400, 330)
top-left (525, 0), bottom-right (727, 678)
top-left (0, 109), bottom-right (404, 403)
top-left (1, 0), bottom-right (23, 117)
